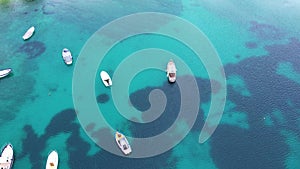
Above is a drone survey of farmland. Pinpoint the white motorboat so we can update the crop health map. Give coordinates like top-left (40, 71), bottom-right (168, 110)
top-left (0, 144), bottom-right (14, 169)
top-left (46, 150), bottom-right (58, 169)
top-left (0, 68), bottom-right (12, 79)
top-left (23, 26), bottom-right (35, 40)
top-left (115, 131), bottom-right (132, 155)
top-left (100, 71), bottom-right (112, 87)
top-left (62, 48), bottom-right (73, 65)
top-left (166, 59), bottom-right (177, 83)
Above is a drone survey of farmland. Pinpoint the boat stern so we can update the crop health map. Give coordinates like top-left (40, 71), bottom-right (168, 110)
top-left (123, 147), bottom-right (132, 155)
top-left (65, 61), bottom-right (73, 65)
top-left (168, 77), bottom-right (176, 83)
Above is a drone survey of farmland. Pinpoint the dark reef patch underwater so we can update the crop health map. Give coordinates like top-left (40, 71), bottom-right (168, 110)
top-left (19, 109), bottom-right (177, 169)
top-left (17, 41), bottom-right (46, 59)
top-left (0, 74), bottom-right (35, 122)
top-left (210, 37), bottom-right (300, 169)
top-left (210, 125), bottom-right (288, 169)
top-left (97, 93), bottom-right (109, 103)
top-left (42, 2), bottom-right (55, 15)
top-left (249, 21), bottom-right (286, 40)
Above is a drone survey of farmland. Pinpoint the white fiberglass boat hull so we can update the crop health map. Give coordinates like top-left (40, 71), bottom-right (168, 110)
top-left (62, 48), bottom-right (73, 65)
top-left (166, 59), bottom-right (177, 83)
top-left (100, 71), bottom-right (112, 87)
top-left (115, 132), bottom-right (132, 155)
top-left (0, 144), bottom-right (14, 169)
top-left (0, 68), bottom-right (12, 78)
top-left (46, 150), bottom-right (58, 169)
top-left (23, 26), bottom-right (35, 40)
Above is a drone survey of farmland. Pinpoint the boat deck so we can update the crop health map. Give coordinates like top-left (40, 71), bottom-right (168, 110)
top-left (0, 157), bottom-right (12, 169)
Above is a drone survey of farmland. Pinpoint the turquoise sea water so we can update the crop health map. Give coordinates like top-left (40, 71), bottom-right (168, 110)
top-left (1, 0), bottom-right (300, 169)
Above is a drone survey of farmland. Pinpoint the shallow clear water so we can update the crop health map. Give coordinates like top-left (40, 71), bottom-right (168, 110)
top-left (0, 0), bottom-right (300, 169)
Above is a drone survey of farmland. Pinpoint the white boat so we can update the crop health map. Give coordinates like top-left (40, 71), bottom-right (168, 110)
top-left (62, 48), bottom-right (73, 65)
top-left (100, 71), bottom-right (112, 87)
top-left (166, 59), bottom-right (177, 83)
top-left (0, 68), bottom-right (12, 79)
top-left (46, 150), bottom-right (58, 169)
top-left (23, 26), bottom-right (35, 40)
top-left (115, 131), bottom-right (132, 155)
top-left (0, 144), bottom-right (14, 169)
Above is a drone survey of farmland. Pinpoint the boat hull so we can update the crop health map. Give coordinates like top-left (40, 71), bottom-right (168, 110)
top-left (0, 144), bottom-right (14, 169)
top-left (166, 60), bottom-right (176, 83)
top-left (115, 132), bottom-right (132, 155)
top-left (62, 48), bottom-right (73, 65)
top-left (23, 26), bottom-right (35, 40)
top-left (46, 150), bottom-right (58, 169)
top-left (0, 68), bottom-right (12, 79)
top-left (100, 71), bottom-right (112, 87)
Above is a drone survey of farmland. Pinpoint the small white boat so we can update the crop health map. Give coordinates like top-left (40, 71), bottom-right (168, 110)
top-left (46, 150), bottom-right (58, 169)
top-left (115, 131), bottom-right (132, 155)
top-left (166, 59), bottom-right (177, 83)
top-left (62, 48), bottom-right (73, 65)
top-left (0, 68), bottom-right (12, 79)
top-left (0, 144), bottom-right (14, 169)
top-left (100, 71), bottom-right (112, 87)
top-left (23, 26), bottom-right (35, 40)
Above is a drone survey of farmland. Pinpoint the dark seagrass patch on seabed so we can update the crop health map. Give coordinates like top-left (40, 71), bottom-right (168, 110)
top-left (212, 37), bottom-right (300, 169)
top-left (18, 41), bottom-right (46, 59)
top-left (0, 74), bottom-right (35, 122)
top-left (19, 108), bottom-right (178, 169)
top-left (42, 2), bottom-right (56, 15)
top-left (96, 94), bottom-right (109, 103)
top-left (249, 21), bottom-right (285, 40)
top-left (245, 41), bottom-right (258, 49)
top-left (210, 125), bottom-right (289, 169)
top-left (85, 123), bottom-right (96, 132)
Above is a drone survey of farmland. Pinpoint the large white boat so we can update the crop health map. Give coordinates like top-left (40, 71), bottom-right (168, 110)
top-left (46, 150), bottom-right (58, 169)
top-left (62, 48), bottom-right (73, 65)
top-left (166, 59), bottom-right (177, 83)
top-left (23, 26), bottom-right (35, 40)
top-left (100, 71), bottom-right (112, 87)
top-left (0, 68), bottom-right (12, 79)
top-left (115, 131), bottom-right (132, 155)
top-left (0, 144), bottom-right (14, 169)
